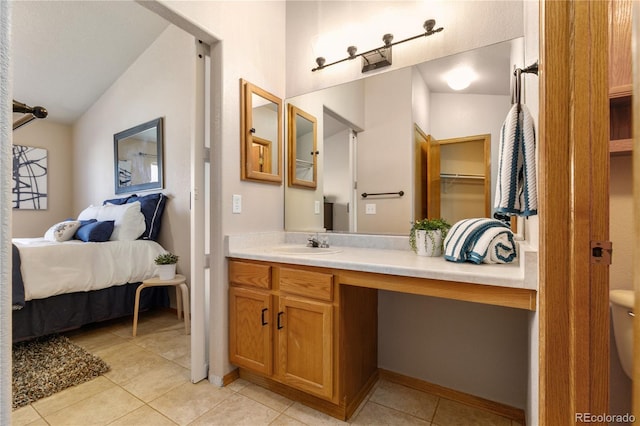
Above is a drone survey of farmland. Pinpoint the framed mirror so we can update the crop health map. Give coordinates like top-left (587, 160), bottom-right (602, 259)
top-left (240, 79), bottom-right (283, 183)
top-left (288, 104), bottom-right (318, 189)
top-left (114, 117), bottom-right (164, 194)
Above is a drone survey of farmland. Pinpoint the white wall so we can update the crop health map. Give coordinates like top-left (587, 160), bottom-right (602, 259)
top-left (286, 1), bottom-right (524, 97)
top-left (357, 68), bottom-right (413, 234)
top-left (12, 121), bottom-right (74, 237)
top-left (378, 292), bottom-right (529, 408)
top-left (156, 0), bottom-right (287, 383)
top-left (73, 25), bottom-right (194, 285)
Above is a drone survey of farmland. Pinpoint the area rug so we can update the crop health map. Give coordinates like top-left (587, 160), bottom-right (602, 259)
top-left (12, 335), bottom-right (110, 409)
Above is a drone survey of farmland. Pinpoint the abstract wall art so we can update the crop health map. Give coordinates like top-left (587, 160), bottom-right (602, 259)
top-left (12, 145), bottom-right (48, 210)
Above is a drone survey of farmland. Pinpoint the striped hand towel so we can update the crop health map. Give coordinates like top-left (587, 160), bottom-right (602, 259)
top-left (494, 103), bottom-right (538, 216)
top-left (443, 218), bottom-right (517, 264)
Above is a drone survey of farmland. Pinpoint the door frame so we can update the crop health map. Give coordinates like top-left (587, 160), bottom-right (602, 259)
top-left (539, 0), bottom-right (609, 422)
top-left (632, 1), bottom-right (640, 416)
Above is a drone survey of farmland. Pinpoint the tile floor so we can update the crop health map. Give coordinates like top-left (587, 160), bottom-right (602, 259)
top-left (12, 309), bottom-right (524, 426)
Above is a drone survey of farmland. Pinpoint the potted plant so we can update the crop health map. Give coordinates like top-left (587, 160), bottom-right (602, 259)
top-left (154, 252), bottom-right (179, 280)
top-left (409, 218), bottom-right (452, 257)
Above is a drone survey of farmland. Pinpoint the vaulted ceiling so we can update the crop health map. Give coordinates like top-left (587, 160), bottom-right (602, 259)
top-left (11, 1), bottom-right (168, 124)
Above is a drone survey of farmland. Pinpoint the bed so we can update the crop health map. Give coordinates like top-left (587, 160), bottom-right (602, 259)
top-left (12, 193), bottom-right (170, 342)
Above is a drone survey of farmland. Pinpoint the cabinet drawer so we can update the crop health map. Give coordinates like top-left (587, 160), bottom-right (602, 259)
top-left (279, 268), bottom-right (333, 301)
top-left (229, 260), bottom-right (271, 289)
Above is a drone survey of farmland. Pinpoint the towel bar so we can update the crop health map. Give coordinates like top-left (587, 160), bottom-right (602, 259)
top-left (361, 190), bottom-right (404, 198)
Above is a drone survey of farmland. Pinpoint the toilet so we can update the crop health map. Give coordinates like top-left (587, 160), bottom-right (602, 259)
top-left (610, 289), bottom-right (634, 378)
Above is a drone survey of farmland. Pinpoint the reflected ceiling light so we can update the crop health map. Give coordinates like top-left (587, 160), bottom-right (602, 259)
top-left (445, 66), bottom-right (476, 91)
top-left (312, 18), bottom-right (444, 73)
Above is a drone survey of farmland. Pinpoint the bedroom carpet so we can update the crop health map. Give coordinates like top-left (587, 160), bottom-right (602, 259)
top-left (12, 335), bottom-right (110, 409)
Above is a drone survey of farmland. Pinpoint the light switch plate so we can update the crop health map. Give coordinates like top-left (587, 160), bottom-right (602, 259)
top-left (314, 200), bottom-right (321, 214)
top-left (232, 194), bottom-right (242, 214)
top-left (365, 203), bottom-right (376, 214)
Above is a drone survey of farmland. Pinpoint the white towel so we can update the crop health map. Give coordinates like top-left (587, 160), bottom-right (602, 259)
top-left (494, 104), bottom-right (538, 216)
top-left (443, 218), bottom-right (517, 264)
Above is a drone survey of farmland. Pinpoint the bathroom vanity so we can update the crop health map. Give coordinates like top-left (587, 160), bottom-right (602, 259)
top-left (226, 232), bottom-right (537, 420)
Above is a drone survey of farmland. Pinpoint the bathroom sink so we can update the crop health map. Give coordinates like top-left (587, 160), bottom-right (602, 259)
top-left (271, 246), bottom-right (342, 255)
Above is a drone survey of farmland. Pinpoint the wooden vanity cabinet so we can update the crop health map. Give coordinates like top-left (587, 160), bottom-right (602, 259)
top-left (228, 261), bottom-right (273, 375)
top-left (277, 267), bottom-right (334, 399)
top-left (228, 259), bottom-right (378, 420)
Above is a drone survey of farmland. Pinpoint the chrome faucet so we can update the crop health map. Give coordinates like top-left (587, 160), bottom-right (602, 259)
top-left (307, 234), bottom-right (330, 248)
top-left (307, 234), bottom-right (320, 248)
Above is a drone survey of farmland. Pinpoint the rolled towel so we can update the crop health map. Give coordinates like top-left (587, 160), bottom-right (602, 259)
top-left (444, 218), bottom-right (517, 264)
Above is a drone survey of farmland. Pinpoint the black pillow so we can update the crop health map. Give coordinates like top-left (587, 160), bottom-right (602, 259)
top-left (126, 193), bottom-right (167, 241)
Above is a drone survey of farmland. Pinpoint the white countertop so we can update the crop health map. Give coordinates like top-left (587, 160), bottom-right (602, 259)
top-left (225, 232), bottom-right (538, 291)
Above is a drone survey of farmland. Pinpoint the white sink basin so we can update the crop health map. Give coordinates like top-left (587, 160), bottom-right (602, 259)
top-left (271, 246), bottom-right (342, 255)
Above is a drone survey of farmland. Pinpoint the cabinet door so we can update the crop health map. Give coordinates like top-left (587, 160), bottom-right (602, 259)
top-left (609, 0), bottom-right (632, 95)
top-left (229, 286), bottom-right (273, 375)
top-left (277, 295), bottom-right (333, 400)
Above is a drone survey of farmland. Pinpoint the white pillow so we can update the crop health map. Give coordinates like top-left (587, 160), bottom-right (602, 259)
top-left (97, 201), bottom-right (146, 241)
top-left (44, 220), bottom-right (81, 242)
top-left (77, 205), bottom-right (101, 221)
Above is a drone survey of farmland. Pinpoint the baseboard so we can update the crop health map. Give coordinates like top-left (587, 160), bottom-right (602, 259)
top-left (223, 368), bottom-right (240, 387)
top-left (224, 366), bottom-right (525, 423)
top-left (378, 369), bottom-right (526, 424)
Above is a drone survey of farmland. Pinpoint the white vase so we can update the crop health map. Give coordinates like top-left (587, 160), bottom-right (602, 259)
top-left (157, 264), bottom-right (176, 280)
top-left (415, 229), bottom-right (443, 257)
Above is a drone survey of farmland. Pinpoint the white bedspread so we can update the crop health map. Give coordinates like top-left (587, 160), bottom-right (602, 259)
top-left (12, 238), bottom-right (167, 301)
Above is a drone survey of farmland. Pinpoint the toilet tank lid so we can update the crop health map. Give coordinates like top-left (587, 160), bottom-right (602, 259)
top-left (610, 289), bottom-right (634, 309)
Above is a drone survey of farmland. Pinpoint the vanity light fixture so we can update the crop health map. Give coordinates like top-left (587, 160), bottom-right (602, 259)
top-left (312, 19), bottom-right (444, 73)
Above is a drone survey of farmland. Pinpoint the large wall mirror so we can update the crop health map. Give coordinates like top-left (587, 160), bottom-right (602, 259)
top-left (240, 79), bottom-right (283, 184)
top-left (114, 117), bottom-right (164, 194)
top-left (288, 104), bottom-right (318, 189)
top-left (284, 37), bottom-right (525, 234)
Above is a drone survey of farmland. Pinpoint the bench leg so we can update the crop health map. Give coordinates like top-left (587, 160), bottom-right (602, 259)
top-left (132, 284), bottom-right (147, 337)
top-left (179, 283), bottom-right (190, 335)
top-left (176, 285), bottom-right (183, 320)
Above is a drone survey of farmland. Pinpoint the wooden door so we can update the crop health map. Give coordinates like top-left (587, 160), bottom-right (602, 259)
top-left (539, 0), bottom-right (609, 422)
top-left (250, 136), bottom-right (273, 174)
top-left (414, 125), bottom-right (440, 220)
top-left (229, 286), bottom-right (273, 375)
top-left (277, 295), bottom-right (333, 400)
top-left (426, 134), bottom-right (441, 219)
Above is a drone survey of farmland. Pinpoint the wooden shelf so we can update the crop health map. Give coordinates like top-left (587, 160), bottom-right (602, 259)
top-left (610, 138), bottom-right (632, 155)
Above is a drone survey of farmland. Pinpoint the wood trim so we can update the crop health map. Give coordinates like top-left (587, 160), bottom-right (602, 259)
top-left (378, 369), bottom-right (525, 423)
top-left (610, 84), bottom-right (632, 98)
top-left (632, 1), bottom-right (640, 417)
top-left (539, 0), bottom-right (609, 422)
top-left (337, 270), bottom-right (536, 311)
top-left (222, 368), bottom-right (240, 387)
top-left (589, 0), bottom-right (611, 418)
top-left (240, 78), bottom-right (283, 184)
